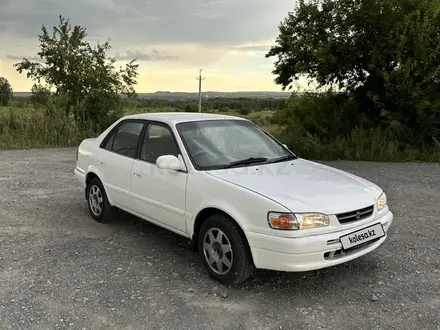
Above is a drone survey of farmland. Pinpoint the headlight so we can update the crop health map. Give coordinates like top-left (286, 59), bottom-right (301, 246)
top-left (296, 213), bottom-right (330, 229)
top-left (268, 212), bottom-right (329, 230)
top-left (377, 192), bottom-right (387, 211)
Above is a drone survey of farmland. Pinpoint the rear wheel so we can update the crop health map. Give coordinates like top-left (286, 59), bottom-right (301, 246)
top-left (198, 214), bottom-right (255, 286)
top-left (86, 177), bottom-right (113, 223)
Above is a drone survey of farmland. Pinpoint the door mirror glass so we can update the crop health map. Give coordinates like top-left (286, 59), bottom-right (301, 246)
top-left (156, 155), bottom-right (183, 171)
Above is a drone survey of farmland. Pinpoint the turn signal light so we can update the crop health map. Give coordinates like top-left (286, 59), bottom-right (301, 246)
top-left (268, 213), bottom-right (299, 230)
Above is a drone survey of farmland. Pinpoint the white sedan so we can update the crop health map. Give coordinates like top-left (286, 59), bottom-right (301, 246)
top-left (74, 113), bottom-right (393, 285)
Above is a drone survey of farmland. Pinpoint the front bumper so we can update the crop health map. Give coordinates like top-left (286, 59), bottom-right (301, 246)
top-left (247, 210), bottom-right (393, 272)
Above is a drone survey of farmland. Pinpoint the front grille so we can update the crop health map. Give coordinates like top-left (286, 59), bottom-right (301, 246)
top-left (324, 237), bottom-right (381, 260)
top-left (336, 205), bottom-right (374, 224)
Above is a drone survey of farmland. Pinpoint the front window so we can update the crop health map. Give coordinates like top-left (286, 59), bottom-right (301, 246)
top-left (176, 119), bottom-right (296, 170)
top-left (139, 123), bottom-right (180, 163)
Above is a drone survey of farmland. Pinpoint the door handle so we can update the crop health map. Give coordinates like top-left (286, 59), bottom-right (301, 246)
top-left (99, 160), bottom-right (104, 164)
top-left (134, 173), bottom-right (142, 178)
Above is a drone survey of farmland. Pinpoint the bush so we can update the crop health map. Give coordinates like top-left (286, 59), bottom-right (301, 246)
top-left (238, 108), bottom-right (251, 116)
top-left (278, 124), bottom-right (440, 162)
top-left (0, 93), bottom-right (119, 150)
top-left (184, 103), bottom-right (198, 112)
top-left (219, 106), bottom-right (231, 112)
top-left (0, 77), bottom-right (13, 107)
top-left (31, 84), bottom-right (51, 107)
top-left (273, 92), bottom-right (363, 139)
top-left (0, 106), bottom-right (82, 150)
top-left (272, 93), bottom-right (440, 162)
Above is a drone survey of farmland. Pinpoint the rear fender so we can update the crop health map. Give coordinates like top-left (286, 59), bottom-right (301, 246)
top-left (85, 165), bottom-right (114, 206)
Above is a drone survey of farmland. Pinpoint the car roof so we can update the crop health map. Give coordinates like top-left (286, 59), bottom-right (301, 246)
top-left (121, 112), bottom-right (248, 125)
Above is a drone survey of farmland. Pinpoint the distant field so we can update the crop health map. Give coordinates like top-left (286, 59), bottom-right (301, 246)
top-left (123, 107), bottom-right (278, 134)
top-left (0, 106), bottom-right (275, 119)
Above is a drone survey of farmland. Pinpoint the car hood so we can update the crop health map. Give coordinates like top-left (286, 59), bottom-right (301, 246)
top-left (206, 159), bottom-right (383, 214)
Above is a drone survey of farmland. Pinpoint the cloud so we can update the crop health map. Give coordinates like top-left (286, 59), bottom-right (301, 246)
top-left (6, 54), bottom-right (43, 63)
top-left (5, 50), bottom-right (178, 63)
top-left (0, 0), bottom-right (293, 47)
top-left (0, 0), bottom-right (294, 93)
top-left (114, 50), bottom-right (179, 62)
top-left (231, 45), bottom-right (271, 52)
top-left (228, 43), bottom-right (273, 53)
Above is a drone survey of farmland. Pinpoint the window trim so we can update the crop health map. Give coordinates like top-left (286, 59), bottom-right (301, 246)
top-left (135, 120), bottom-right (188, 172)
top-left (99, 119), bottom-right (147, 159)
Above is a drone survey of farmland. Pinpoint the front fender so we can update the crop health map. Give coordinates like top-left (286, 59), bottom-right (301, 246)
top-left (185, 172), bottom-right (290, 238)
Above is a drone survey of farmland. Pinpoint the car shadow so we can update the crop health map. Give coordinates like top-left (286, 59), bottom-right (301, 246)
top-left (106, 208), bottom-right (384, 294)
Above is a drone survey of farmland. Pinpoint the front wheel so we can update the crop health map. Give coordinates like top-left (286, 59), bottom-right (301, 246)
top-left (86, 177), bottom-right (114, 223)
top-left (198, 214), bottom-right (255, 286)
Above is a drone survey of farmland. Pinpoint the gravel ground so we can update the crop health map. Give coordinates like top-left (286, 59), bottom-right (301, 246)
top-left (0, 147), bottom-right (439, 330)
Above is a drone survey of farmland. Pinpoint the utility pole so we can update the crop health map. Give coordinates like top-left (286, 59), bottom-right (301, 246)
top-left (196, 69), bottom-right (205, 113)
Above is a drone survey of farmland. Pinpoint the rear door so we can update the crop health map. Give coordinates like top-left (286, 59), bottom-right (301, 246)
top-left (98, 120), bottom-right (145, 209)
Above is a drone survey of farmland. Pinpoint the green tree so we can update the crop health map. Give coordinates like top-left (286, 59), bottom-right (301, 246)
top-left (0, 77), bottom-right (13, 106)
top-left (30, 83), bottom-right (51, 107)
top-left (13, 15), bottom-right (139, 125)
top-left (266, 0), bottom-right (440, 145)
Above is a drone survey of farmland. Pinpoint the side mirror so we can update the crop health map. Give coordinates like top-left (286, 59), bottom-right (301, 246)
top-left (156, 155), bottom-right (185, 171)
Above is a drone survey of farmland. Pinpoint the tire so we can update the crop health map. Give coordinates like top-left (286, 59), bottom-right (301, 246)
top-left (198, 214), bottom-right (255, 286)
top-left (86, 177), bottom-right (114, 223)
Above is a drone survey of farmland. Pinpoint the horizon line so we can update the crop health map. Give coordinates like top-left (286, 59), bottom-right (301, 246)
top-left (12, 90), bottom-right (295, 94)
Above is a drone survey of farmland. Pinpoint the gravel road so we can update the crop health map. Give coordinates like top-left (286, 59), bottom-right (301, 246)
top-left (0, 147), bottom-right (439, 330)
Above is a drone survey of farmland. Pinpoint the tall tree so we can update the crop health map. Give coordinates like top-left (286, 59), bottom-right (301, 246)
top-left (266, 0), bottom-right (440, 143)
top-left (0, 77), bottom-right (13, 106)
top-left (14, 16), bottom-right (139, 123)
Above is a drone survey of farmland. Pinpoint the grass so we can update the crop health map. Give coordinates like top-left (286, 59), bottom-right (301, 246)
top-left (0, 107), bottom-right (77, 149)
top-left (1, 105), bottom-right (439, 162)
top-left (0, 106), bottom-right (275, 150)
top-left (280, 126), bottom-right (440, 162)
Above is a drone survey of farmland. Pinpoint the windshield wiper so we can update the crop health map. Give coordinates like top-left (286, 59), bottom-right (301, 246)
top-left (223, 157), bottom-right (268, 168)
top-left (267, 154), bottom-right (298, 164)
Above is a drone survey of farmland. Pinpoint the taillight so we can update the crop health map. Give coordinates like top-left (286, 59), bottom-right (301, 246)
top-left (76, 148), bottom-right (78, 161)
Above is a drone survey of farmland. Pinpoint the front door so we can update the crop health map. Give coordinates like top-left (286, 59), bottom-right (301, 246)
top-left (131, 122), bottom-right (188, 234)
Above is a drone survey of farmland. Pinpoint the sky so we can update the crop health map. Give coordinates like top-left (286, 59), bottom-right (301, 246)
top-left (0, 0), bottom-right (298, 93)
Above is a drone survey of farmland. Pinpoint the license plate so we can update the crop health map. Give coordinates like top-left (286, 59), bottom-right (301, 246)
top-left (339, 223), bottom-right (385, 250)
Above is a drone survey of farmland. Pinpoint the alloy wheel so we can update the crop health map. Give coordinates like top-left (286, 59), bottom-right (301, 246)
top-left (203, 228), bottom-right (233, 275)
top-left (88, 185), bottom-right (103, 216)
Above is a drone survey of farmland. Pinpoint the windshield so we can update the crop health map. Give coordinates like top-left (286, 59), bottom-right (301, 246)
top-left (176, 119), bottom-right (296, 170)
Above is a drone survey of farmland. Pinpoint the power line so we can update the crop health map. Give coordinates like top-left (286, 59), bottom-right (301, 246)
top-left (196, 69), bottom-right (206, 113)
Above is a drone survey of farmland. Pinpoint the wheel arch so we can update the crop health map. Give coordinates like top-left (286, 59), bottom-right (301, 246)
top-left (84, 171), bottom-right (112, 205)
top-left (86, 171), bottom-right (100, 186)
top-left (85, 172), bottom-right (99, 200)
top-left (191, 207), bottom-right (251, 255)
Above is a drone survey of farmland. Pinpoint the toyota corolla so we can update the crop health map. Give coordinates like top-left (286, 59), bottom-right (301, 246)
top-left (74, 113), bottom-right (393, 285)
